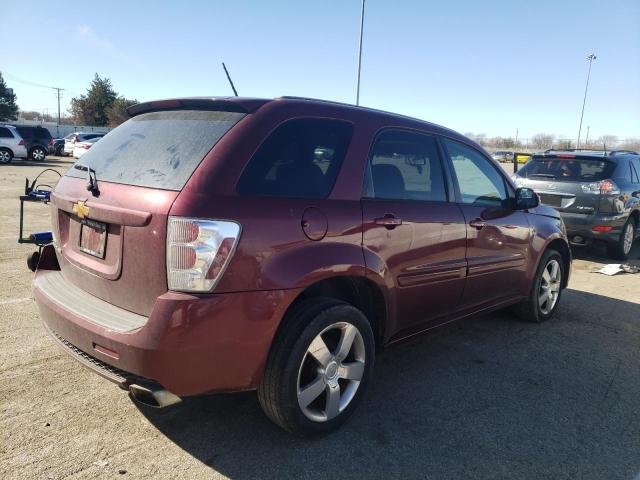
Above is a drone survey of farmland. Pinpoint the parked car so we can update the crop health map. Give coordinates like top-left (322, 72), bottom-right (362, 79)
top-left (72, 136), bottom-right (101, 159)
top-left (32, 97), bottom-right (571, 435)
top-left (0, 125), bottom-right (28, 163)
top-left (513, 149), bottom-right (640, 259)
top-left (63, 132), bottom-right (105, 156)
top-left (491, 150), bottom-right (514, 162)
top-left (13, 125), bottom-right (52, 161)
top-left (48, 138), bottom-right (65, 156)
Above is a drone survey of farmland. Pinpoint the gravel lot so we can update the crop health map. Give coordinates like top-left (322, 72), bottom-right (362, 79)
top-left (1, 157), bottom-right (639, 479)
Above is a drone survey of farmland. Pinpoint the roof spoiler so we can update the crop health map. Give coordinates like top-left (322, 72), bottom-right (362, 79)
top-left (126, 97), bottom-right (268, 117)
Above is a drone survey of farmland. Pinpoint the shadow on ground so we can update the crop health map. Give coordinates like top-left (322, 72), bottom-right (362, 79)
top-left (137, 289), bottom-right (640, 479)
top-left (570, 236), bottom-right (640, 266)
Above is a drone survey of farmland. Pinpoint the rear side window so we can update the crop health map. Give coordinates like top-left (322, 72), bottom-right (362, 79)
top-left (16, 127), bottom-right (33, 139)
top-left (0, 127), bottom-right (13, 138)
top-left (363, 129), bottom-right (447, 202)
top-left (66, 110), bottom-right (245, 190)
top-left (237, 118), bottom-right (353, 198)
top-left (519, 156), bottom-right (615, 182)
top-left (630, 160), bottom-right (640, 184)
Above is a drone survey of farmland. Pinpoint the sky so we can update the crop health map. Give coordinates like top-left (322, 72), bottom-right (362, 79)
top-left (2, 0), bottom-right (639, 141)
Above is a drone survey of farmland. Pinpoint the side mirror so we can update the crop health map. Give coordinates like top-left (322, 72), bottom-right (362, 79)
top-left (515, 187), bottom-right (539, 210)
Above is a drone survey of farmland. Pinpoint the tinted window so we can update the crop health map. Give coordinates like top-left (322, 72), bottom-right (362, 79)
top-left (0, 127), bottom-right (13, 138)
top-left (630, 159), bottom-right (640, 184)
top-left (443, 139), bottom-right (508, 207)
top-left (237, 118), bottom-right (353, 198)
top-left (66, 110), bottom-right (244, 190)
top-left (34, 128), bottom-right (52, 140)
top-left (364, 130), bottom-right (447, 201)
top-left (16, 127), bottom-right (33, 139)
top-left (519, 156), bottom-right (614, 182)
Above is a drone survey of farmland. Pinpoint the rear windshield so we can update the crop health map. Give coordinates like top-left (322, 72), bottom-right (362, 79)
top-left (519, 156), bottom-right (615, 182)
top-left (66, 110), bottom-right (245, 190)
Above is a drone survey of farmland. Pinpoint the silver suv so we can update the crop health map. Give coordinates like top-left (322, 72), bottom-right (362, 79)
top-left (0, 125), bottom-right (28, 163)
top-left (514, 149), bottom-right (640, 259)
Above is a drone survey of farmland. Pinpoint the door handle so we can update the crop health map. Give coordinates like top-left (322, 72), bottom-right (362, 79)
top-left (374, 215), bottom-right (402, 229)
top-left (469, 218), bottom-right (486, 230)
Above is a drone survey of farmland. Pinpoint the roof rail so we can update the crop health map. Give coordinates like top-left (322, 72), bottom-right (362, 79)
top-left (609, 150), bottom-right (639, 155)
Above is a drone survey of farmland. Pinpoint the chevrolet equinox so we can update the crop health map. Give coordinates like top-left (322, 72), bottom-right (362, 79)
top-left (32, 96), bottom-right (571, 434)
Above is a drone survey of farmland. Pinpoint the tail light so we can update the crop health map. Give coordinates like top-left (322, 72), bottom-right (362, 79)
top-left (592, 225), bottom-right (613, 232)
top-left (166, 217), bottom-right (241, 292)
top-left (18, 139), bottom-right (24, 146)
top-left (580, 179), bottom-right (620, 195)
top-left (48, 139), bottom-right (54, 146)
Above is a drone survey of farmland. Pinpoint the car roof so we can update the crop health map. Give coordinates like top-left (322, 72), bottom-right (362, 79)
top-left (536, 149), bottom-right (639, 162)
top-left (126, 95), bottom-right (467, 142)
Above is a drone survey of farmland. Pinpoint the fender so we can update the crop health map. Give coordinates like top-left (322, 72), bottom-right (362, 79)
top-left (527, 213), bottom-right (571, 288)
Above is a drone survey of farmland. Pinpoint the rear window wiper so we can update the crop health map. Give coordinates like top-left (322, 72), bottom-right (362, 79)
top-left (74, 164), bottom-right (100, 196)
top-left (528, 173), bottom-right (557, 179)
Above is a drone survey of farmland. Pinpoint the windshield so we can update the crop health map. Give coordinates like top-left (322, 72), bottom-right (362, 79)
top-left (518, 156), bottom-right (615, 182)
top-left (65, 110), bottom-right (245, 190)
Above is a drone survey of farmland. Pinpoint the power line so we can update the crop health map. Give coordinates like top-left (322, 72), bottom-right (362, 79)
top-left (3, 71), bottom-right (66, 124)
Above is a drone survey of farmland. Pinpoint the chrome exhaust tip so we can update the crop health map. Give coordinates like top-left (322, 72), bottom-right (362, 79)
top-left (129, 383), bottom-right (182, 408)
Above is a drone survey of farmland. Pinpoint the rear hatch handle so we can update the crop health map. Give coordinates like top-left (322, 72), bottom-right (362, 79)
top-left (51, 192), bottom-right (152, 227)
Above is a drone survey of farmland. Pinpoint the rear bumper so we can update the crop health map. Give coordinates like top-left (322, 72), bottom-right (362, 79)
top-left (33, 269), bottom-right (300, 396)
top-left (561, 211), bottom-right (627, 244)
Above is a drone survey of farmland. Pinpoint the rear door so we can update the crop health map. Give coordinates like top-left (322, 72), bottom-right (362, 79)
top-left (51, 109), bottom-right (246, 316)
top-left (362, 129), bottom-right (467, 333)
top-left (442, 138), bottom-right (531, 308)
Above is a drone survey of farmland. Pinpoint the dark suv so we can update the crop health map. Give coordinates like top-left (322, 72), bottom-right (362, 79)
top-left (31, 97), bottom-right (571, 434)
top-left (13, 125), bottom-right (53, 161)
top-left (514, 150), bottom-right (640, 259)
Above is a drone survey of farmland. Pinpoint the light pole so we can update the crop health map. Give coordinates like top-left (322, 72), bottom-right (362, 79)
top-left (356, 0), bottom-right (365, 106)
top-left (577, 53), bottom-right (596, 148)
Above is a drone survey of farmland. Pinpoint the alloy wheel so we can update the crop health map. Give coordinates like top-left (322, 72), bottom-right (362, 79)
top-left (0, 150), bottom-right (10, 163)
top-left (297, 322), bottom-right (365, 422)
top-left (539, 259), bottom-right (561, 315)
top-left (623, 223), bottom-right (634, 255)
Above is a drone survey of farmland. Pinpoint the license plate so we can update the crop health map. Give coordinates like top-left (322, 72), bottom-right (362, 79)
top-left (538, 193), bottom-right (563, 208)
top-left (79, 219), bottom-right (107, 258)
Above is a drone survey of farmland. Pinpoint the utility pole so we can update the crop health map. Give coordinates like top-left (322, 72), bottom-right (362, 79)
top-left (577, 53), bottom-right (596, 148)
top-left (52, 87), bottom-right (64, 124)
top-left (515, 128), bottom-right (519, 146)
top-left (356, 0), bottom-right (365, 106)
top-left (585, 125), bottom-right (590, 147)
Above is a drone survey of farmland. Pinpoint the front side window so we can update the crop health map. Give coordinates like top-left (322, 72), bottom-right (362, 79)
top-left (237, 118), bottom-right (353, 198)
top-left (364, 130), bottom-right (447, 202)
top-left (443, 139), bottom-right (508, 207)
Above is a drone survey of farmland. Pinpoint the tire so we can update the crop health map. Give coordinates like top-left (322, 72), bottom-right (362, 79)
top-left (514, 249), bottom-right (565, 323)
top-left (258, 297), bottom-right (375, 435)
top-left (30, 146), bottom-right (46, 161)
top-left (55, 146), bottom-right (64, 156)
top-left (0, 148), bottom-right (12, 164)
top-left (607, 217), bottom-right (636, 260)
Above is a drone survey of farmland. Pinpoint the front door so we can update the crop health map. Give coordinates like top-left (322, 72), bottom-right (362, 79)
top-left (441, 138), bottom-right (531, 309)
top-left (361, 129), bottom-right (467, 335)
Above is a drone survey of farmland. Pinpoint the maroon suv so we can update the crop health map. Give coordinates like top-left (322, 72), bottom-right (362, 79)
top-left (32, 97), bottom-right (570, 434)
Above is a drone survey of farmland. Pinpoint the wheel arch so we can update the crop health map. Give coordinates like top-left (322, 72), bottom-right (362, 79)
top-left (275, 275), bottom-right (389, 352)
top-left (543, 237), bottom-right (571, 288)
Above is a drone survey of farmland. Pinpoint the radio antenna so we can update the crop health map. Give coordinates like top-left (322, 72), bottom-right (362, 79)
top-left (222, 62), bottom-right (238, 96)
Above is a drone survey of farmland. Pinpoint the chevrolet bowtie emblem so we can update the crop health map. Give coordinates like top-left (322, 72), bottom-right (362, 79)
top-left (72, 201), bottom-right (90, 219)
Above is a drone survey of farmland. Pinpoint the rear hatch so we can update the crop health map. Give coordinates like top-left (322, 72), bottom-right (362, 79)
top-left (515, 154), bottom-right (616, 215)
top-left (51, 109), bottom-right (246, 316)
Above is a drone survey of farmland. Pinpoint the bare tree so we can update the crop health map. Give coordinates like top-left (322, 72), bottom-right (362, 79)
top-left (531, 134), bottom-right (555, 150)
top-left (596, 135), bottom-right (619, 148)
